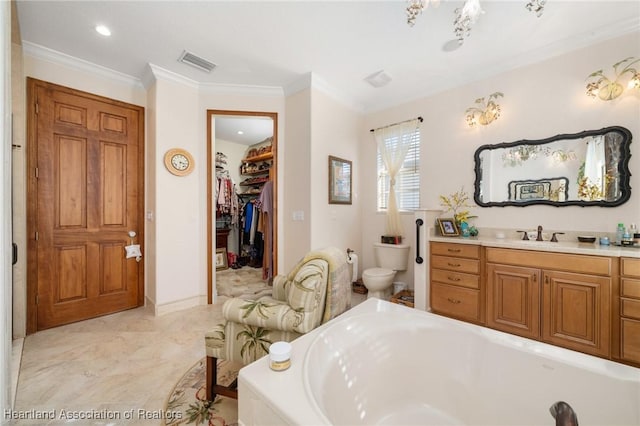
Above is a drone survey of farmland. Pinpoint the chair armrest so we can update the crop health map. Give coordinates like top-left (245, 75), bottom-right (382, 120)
top-left (271, 275), bottom-right (288, 301)
top-left (222, 296), bottom-right (303, 332)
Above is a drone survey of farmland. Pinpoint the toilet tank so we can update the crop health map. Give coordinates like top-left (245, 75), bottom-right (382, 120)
top-left (374, 243), bottom-right (410, 271)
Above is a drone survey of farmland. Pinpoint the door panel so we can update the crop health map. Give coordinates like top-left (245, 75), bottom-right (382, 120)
top-left (542, 271), bottom-right (610, 358)
top-left (487, 263), bottom-right (541, 339)
top-left (27, 78), bottom-right (144, 332)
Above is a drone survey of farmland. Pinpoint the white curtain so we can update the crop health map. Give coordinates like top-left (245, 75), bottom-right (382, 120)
top-left (373, 118), bottom-right (421, 237)
top-left (584, 135), bottom-right (606, 199)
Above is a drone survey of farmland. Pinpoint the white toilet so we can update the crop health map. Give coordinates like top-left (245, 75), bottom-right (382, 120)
top-left (362, 243), bottom-right (410, 299)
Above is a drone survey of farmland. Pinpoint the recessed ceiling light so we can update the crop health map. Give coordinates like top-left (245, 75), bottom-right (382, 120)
top-left (237, 131), bottom-right (244, 135)
top-left (95, 25), bottom-right (111, 37)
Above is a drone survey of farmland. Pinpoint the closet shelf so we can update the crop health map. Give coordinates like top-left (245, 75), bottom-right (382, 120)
top-left (240, 177), bottom-right (269, 186)
top-left (243, 152), bottom-right (273, 162)
top-left (242, 169), bottom-right (270, 176)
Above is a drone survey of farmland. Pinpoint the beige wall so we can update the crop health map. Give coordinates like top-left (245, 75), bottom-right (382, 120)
top-left (283, 89), bottom-right (312, 271)
top-left (361, 32), bottom-right (640, 288)
top-left (149, 74), bottom-right (202, 307)
top-left (310, 89), bottom-right (362, 269)
top-left (10, 5), bottom-right (25, 339)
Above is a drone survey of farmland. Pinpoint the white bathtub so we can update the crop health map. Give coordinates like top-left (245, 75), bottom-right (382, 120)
top-left (238, 298), bottom-right (640, 425)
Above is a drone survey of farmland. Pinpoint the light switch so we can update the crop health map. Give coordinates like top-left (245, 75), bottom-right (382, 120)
top-left (292, 210), bottom-right (304, 221)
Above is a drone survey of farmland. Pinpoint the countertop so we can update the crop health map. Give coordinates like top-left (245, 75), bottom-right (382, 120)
top-left (429, 234), bottom-right (640, 258)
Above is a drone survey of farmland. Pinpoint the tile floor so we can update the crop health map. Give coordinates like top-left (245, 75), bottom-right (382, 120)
top-left (11, 302), bottom-right (227, 425)
top-left (10, 268), bottom-right (367, 425)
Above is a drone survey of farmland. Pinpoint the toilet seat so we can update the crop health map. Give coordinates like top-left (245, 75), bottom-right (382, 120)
top-left (363, 267), bottom-right (394, 278)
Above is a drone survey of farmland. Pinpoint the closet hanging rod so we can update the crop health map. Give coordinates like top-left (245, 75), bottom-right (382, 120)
top-left (370, 116), bottom-right (423, 133)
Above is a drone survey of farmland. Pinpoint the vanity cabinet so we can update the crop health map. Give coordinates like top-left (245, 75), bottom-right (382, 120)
top-left (430, 242), bottom-right (484, 324)
top-left (486, 248), bottom-right (613, 358)
top-left (619, 257), bottom-right (640, 365)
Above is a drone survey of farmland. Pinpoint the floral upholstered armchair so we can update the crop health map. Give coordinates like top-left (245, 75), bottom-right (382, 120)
top-left (204, 246), bottom-right (352, 401)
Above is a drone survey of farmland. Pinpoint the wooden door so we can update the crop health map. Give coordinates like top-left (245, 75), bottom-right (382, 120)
top-left (487, 263), bottom-right (541, 339)
top-left (542, 270), bottom-right (610, 357)
top-left (27, 79), bottom-right (145, 332)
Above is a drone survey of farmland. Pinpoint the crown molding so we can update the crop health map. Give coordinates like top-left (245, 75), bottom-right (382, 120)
top-left (285, 72), bottom-right (363, 113)
top-left (198, 81), bottom-right (283, 97)
top-left (144, 63), bottom-right (200, 90)
top-left (22, 41), bottom-right (143, 88)
top-left (22, 42), bottom-right (363, 110)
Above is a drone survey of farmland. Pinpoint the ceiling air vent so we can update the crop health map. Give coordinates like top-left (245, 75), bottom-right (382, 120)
top-left (364, 70), bottom-right (392, 88)
top-left (178, 50), bottom-right (216, 73)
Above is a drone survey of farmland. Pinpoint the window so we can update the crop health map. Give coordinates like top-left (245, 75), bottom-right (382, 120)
top-left (377, 129), bottom-right (420, 211)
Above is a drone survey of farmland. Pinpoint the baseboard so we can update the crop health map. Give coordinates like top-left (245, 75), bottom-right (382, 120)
top-left (147, 295), bottom-right (208, 316)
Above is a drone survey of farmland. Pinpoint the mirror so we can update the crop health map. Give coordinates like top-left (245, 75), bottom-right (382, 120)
top-left (474, 126), bottom-right (632, 207)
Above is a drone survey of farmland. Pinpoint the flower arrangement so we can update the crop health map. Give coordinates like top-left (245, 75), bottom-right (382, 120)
top-left (439, 187), bottom-right (476, 225)
top-left (577, 175), bottom-right (612, 201)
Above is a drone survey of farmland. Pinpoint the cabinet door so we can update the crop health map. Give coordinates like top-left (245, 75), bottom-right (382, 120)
top-left (542, 271), bottom-right (611, 358)
top-left (621, 318), bottom-right (640, 364)
top-left (487, 264), bottom-right (541, 339)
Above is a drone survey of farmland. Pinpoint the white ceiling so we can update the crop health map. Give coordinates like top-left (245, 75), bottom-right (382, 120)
top-left (213, 115), bottom-right (274, 145)
top-left (15, 0), bottom-right (640, 118)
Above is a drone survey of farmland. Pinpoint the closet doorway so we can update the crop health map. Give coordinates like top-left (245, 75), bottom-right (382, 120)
top-left (207, 110), bottom-right (278, 303)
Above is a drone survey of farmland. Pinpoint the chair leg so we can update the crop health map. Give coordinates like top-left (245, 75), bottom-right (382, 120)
top-left (206, 356), bottom-right (217, 402)
top-left (206, 355), bottom-right (239, 401)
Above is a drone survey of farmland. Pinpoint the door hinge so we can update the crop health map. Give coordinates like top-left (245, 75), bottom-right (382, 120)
top-left (34, 231), bottom-right (39, 241)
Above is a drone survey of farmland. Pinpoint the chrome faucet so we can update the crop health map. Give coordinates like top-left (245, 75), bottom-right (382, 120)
top-left (550, 401), bottom-right (579, 426)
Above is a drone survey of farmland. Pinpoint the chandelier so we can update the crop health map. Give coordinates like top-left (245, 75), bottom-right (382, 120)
top-left (406, 0), bottom-right (441, 27)
top-left (407, 0), bottom-right (547, 45)
top-left (454, 0), bottom-right (483, 44)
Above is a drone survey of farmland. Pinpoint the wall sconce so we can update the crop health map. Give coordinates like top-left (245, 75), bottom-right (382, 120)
top-left (586, 57), bottom-right (640, 101)
top-left (465, 92), bottom-right (503, 127)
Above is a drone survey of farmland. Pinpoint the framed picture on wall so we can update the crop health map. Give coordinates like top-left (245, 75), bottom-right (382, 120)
top-left (216, 248), bottom-right (228, 271)
top-left (328, 155), bottom-right (352, 205)
top-left (436, 218), bottom-right (459, 236)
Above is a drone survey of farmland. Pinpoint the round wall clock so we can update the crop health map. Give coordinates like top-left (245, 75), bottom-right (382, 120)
top-left (164, 148), bottom-right (195, 176)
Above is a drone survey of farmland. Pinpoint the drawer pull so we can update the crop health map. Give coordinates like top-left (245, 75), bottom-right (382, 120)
top-left (447, 248), bottom-right (461, 253)
top-left (447, 262), bottom-right (461, 267)
top-left (447, 276), bottom-right (461, 282)
top-left (447, 298), bottom-right (461, 304)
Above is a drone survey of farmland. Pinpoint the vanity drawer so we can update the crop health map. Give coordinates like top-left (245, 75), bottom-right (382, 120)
top-left (621, 298), bottom-right (640, 320)
top-left (486, 248), bottom-right (613, 276)
top-left (621, 279), bottom-right (640, 299)
top-left (622, 258), bottom-right (640, 278)
top-left (431, 282), bottom-right (480, 323)
top-left (431, 242), bottom-right (479, 259)
top-left (431, 269), bottom-right (479, 289)
top-left (431, 255), bottom-right (479, 274)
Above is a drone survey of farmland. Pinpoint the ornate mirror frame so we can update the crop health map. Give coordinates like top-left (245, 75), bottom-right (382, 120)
top-left (473, 126), bottom-right (632, 207)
